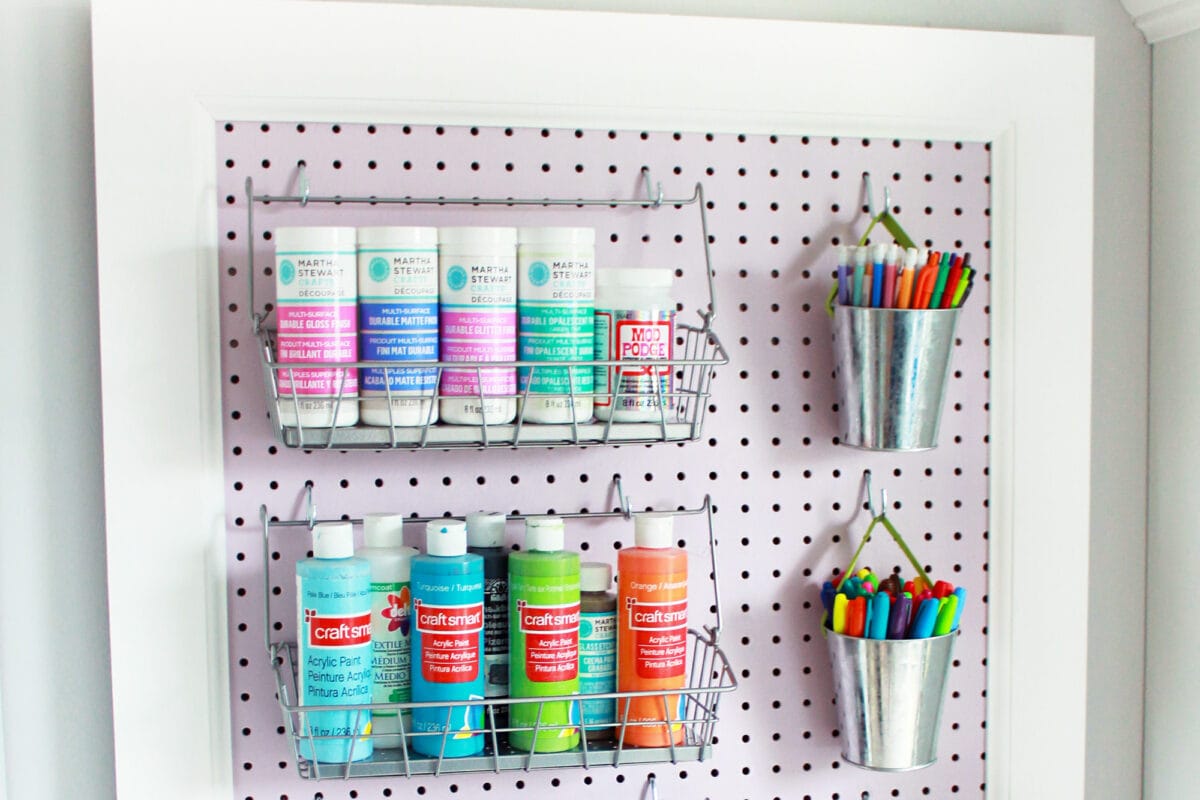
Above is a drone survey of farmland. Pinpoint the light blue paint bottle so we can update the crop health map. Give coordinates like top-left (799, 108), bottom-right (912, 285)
top-left (295, 522), bottom-right (374, 763)
top-left (410, 519), bottom-right (486, 758)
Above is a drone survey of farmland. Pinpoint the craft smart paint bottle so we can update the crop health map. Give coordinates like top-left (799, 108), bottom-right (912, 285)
top-left (438, 227), bottom-right (517, 425)
top-left (617, 512), bottom-right (686, 747)
top-left (358, 513), bottom-right (418, 748)
top-left (578, 562), bottom-right (617, 742)
top-left (508, 517), bottom-right (581, 753)
top-left (467, 512), bottom-right (510, 728)
top-left (296, 522), bottom-right (373, 763)
top-left (517, 227), bottom-right (595, 423)
top-left (410, 520), bottom-right (486, 758)
top-left (593, 268), bottom-right (675, 421)
top-left (357, 226), bottom-right (440, 427)
top-left (274, 227), bottom-right (359, 427)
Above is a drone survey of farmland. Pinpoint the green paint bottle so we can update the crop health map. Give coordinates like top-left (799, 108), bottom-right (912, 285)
top-left (508, 516), bottom-right (581, 753)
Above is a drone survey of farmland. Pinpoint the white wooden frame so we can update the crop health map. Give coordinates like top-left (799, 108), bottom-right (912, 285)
top-left (92, 2), bottom-right (1093, 797)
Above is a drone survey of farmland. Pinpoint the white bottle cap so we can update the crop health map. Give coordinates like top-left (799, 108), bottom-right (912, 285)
top-left (633, 512), bottom-right (675, 548)
top-left (357, 226), bottom-right (438, 248)
top-left (425, 519), bottom-right (468, 557)
top-left (595, 267), bottom-right (674, 289)
top-left (467, 512), bottom-right (507, 548)
top-left (517, 226), bottom-right (596, 246)
top-left (275, 226), bottom-right (356, 251)
top-left (313, 522), bottom-right (354, 559)
top-left (580, 562), bottom-right (613, 592)
top-left (439, 226), bottom-right (518, 250)
top-left (525, 516), bottom-right (565, 552)
top-left (363, 513), bottom-right (406, 548)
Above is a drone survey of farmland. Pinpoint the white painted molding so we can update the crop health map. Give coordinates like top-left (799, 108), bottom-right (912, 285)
top-left (1121, 0), bottom-right (1200, 43)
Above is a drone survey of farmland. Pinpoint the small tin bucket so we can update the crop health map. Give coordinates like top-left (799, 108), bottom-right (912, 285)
top-left (825, 630), bottom-right (956, 771)
top-left (831, 305), bottom-right (960, 451)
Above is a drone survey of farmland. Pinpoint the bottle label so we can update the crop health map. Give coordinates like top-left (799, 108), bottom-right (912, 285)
top-left (516, 600), bottom-right (581, 682)
top-left (625, 597), bottom-right (688, 679)
top-left (594, 309), bottom-right (674, 411)
top-left (482, 575), bottom-right (509, 697)
top-left (518, 254), bottom-right (594, 396)
top-left (359, 248), bottom-right (438, 396)
top-left (414, 599), bottom-right (484, 682)
top-left (370, 581), bottom-right (412, 713)
top-left (579, 611), bottom-right (616, 726)
top-left (276, 249), bottom-right (359, 397)
top-left (440, 257), bottom-right (517, 397)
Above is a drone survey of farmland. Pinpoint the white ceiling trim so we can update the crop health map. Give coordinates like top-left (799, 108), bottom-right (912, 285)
top-left (1121, 0), bottom-right (1200, 43)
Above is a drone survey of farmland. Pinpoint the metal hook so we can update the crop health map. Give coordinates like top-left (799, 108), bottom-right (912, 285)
top-left (614, 475), bottom-right (632, 520)
top-left (862, 171), bottom-right (891, 219)
top-left (863, 470), bottom-right (887, 519)
top-left (641, 167), bottom-right (663, 208)
top-left (298, 162), bottom-right (310, 207)
top-left (643, 774), bottom-right (659, 800)
top-left (304, 483), bottom-right (317, 529)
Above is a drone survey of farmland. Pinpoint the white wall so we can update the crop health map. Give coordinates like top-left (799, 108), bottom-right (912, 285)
top-left (0, 2), bottom-right (116, 799)
top-left (0, 1), bottom-right (1148, 798)
top-left (1145, 26), bottom-right (1200, 799)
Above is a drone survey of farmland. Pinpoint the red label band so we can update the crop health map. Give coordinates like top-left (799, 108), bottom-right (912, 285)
top-left (634, 628), bottom-right (687, 679)
top-left (414, 600), bottom-right (485, 634)
top-left (518, 601), bottom-right (581, 682)
top-left (307, 611), bottom-right (372, 648)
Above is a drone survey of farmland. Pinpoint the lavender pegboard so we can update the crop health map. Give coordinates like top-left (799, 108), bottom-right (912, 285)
top-left (217, 121), bottom-right (991, 800)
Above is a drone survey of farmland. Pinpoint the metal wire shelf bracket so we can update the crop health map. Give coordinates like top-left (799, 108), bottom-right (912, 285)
top-left (259, 478), bottom-right (735, 780)
top-left (244, 167), bottom-right (728, 450)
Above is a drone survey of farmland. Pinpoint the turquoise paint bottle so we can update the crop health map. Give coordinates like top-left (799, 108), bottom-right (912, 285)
top-left (410, 520), bottom-right (486, 758)
top-left (296, 522), bottom-right (374, 763)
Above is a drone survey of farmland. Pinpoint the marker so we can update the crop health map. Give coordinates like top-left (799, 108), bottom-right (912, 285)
top-left (869, 592), bottom-right (891, 639)
top-left (883, 244), bottom-right (900, 309)
top-left (846, 596), bottom-right (867, 637)
top-left (879, 574), bottom-right (902, 599)
top-left (909, 598), bottom-right (939, 638)
top-left (897, 247), bottom-right (919, 308)
top-left (871, 243), bottom-right (887, 308)
top-left (932, 580), bottom-right (955, 599)
top-left (915, 255), bottom-right (939, 309)
top-left (821, 581), bottom-right (836, 611)
top-left (852, 246), bottom-right (868, 306)
top-left (951, 267), bottom-right (973, 308)
top-left (887, 594), bottom-right (912, 639)
top-left (951, 587), bottom-right (967, 631)
top-left (930, 251), bottom-right (953, 308)
top-left (933, 595), bottom-right (958, 636)
top-left (941, 256), bottom-right (963, 309)
top-left (832, 593), bottom-right (848, 634)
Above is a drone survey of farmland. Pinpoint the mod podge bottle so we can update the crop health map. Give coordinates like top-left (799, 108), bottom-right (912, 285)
top-left (508, 516), bottom-right (581, 752)
top-left (358, 513), bottom-right (418, 748)
top-left (616, 512), bottom-right (687, 747)
top-left (593, 268), bottom-right (675, 421)
top-left (274, 226), bottom-right (359, 427)
top-left (410, 520), bottom-right (486, 758)
top-left (296, 522), bottom-right (373, 762)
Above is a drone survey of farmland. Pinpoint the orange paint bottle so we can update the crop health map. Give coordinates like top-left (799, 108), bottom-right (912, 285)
top-left (616, 512), bottom-right (687, 747)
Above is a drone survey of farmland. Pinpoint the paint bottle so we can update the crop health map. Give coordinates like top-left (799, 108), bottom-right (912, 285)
top-left (593, 268), bottom-right (676, 422)
top-left (616, 512), bottom-right (687, 747)
top-left (517, 227), bottom-right (595, 423)
top-left (295, 522), bottom-right (373, 762)
top-left (357, 226), bottom-right (440, 427)
top-left (508, 517), bottom-right (581, 752)
top-left (410, 520), bottom-right (486, 758)
top-left (578, 562), bottom-right (617, 742)
top-left (274, 227), bottom-right (359, 427)
top-left (358, 513), bottom-right (418, 748)
top-left (438, 227), bottom-right (517, 425)
top-left (466, 511), bottom-right (510, 729)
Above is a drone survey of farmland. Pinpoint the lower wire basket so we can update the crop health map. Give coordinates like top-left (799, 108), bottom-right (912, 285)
top-left (270, 629), bottom-right (736, 780)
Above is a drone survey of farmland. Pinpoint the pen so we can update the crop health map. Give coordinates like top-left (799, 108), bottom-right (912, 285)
top-left (941, 256), bottom-right (963, 309)
top-left (914, 253), bottom-right (939, 309)
top-left (852, 246), bottom-right (868, 306)
top-left (930, 251), bottom-right (953, 308)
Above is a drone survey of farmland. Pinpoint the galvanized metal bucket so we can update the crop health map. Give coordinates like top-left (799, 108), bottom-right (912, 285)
top-left (831, 306), bottom-right (960, 451)
top-left (825, 630), bottom-right (956, 771)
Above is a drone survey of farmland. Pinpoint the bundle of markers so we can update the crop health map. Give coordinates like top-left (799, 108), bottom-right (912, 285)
top-left (821, 568), bottom-right (967, 640)
top-left (835, 243), bottom-right (974, 310)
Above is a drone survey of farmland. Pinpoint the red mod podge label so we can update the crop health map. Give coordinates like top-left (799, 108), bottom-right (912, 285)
top-left (305, 610), bottom-right (372, 648)
top-left (626, 598), bottom-right (688, 679)
top-left (415, 599), bottom-right (484, 683)
top-left (616, 319), bottom-right (672, 371)
top-left (517, 600), bottom-right (581, 682)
